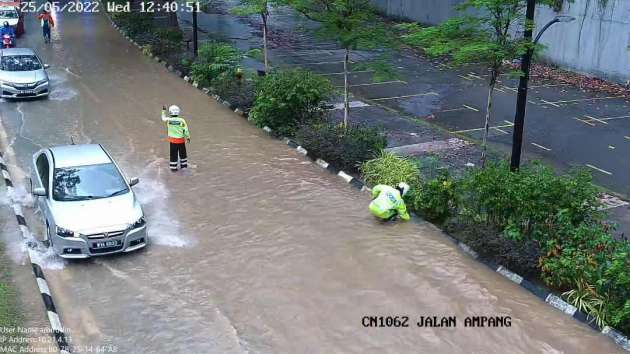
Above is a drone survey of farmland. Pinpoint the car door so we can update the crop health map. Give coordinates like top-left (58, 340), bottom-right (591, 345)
top-left (32, 150), bottom-right (53, 232)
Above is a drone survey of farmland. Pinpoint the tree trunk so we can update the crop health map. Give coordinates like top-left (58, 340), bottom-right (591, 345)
top-left (480, 69), bottom-right (498, 167)
top-left (343, 48), bottom-right (350, 128)
top-left (262, 13), bottom-right (269, 73)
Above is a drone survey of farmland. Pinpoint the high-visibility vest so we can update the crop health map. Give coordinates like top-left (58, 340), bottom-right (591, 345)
top-left (161, 110), bottom-right (190, 143)
top-left (369, 184), bottom-right (410, 221)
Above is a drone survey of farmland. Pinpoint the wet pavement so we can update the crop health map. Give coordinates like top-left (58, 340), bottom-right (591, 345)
top-left (0, 5), bottom-right (626, 354)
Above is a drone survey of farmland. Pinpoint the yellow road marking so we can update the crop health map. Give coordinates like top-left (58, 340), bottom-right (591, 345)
top-left (531, 142), bottom-right (552, 151)
top-left (453, 124), bottom-right (513, 134)
top-left (586, 164), bottom-right (613, 176)
top-left (573, 117), bottom-right (596, 126)
top-left (584, 115), bottom-right (609, 125)
top-left (371, 92), bottom-right (439, 101)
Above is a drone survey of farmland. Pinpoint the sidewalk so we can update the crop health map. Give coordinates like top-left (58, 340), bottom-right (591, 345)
top-left (176, 1), bottom-right (630, 240)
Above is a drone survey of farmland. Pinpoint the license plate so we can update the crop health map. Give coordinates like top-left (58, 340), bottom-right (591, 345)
top-left (93, 240), bottom-right (120, 249)
top-left (19, 90), bottom-right (35, 94)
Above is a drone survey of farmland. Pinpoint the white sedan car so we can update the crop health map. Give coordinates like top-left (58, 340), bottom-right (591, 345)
top-left (31, 144), bottom-right (148, 258)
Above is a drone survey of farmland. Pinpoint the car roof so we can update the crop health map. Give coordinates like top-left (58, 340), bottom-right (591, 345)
top-left (49, 144), bottom-right (113, 168)
top-left (0, 6), bottom-right (18, 10)
top-left (1, 48), bottom-right (36, 56)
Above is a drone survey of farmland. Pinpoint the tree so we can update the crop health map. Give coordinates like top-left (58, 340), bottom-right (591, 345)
top-left (398, 0), bottom-right (533, 166)
top-left (288, 0), bottom-right (387, 128)
top-left (231, 0), bottom-right (285, 73)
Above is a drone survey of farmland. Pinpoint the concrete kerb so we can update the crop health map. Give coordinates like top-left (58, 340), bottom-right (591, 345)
top-left (0, 153), bottom-right (72, 354)
top-left (106, 15), bottom-right (630, 351)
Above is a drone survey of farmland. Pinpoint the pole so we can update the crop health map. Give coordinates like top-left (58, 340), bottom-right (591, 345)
top-left (192, 5), bottom-right (198, 57)
top-left (509, 0), bottom-right (536, 171)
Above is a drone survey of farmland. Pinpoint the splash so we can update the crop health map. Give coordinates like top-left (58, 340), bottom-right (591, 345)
top-left (134, 165), bottom-right (192, 248)
top-left (47, 71), bottom-right (78, 101)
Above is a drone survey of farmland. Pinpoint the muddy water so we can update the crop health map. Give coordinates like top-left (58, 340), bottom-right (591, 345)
top-left (0, 8), bottom-right (623, 354)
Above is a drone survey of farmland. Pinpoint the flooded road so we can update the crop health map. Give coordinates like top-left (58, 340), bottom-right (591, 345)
top-left (0, 8), bottom-right (624, 354)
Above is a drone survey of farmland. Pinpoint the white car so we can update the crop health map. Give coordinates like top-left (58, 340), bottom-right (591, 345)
top-left (0, 6), bottom-right (19, 28)
top-left (31, 144), bottom-right (148, 258)
top-left (0, 48), bottom-right (50, 98)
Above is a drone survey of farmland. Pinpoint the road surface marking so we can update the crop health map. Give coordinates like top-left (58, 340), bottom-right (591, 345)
top-left (436, 107), bottom-right (468, 113)
top-left (608, 145), bottom-right (616, 150)
top-left (625, 136), bottom-right (630, 141)
top-left (330, 101), bottom-right (370, 110)
top-left (542, 96), bottom-right (624, 105)
top-left (501, 86), bottom-right (518, 92)
top-left (320, 70), bottom-right (373, 76)
top-left (584, 115), bottom-right (609, 125)
top-left (573, 117), bottom-right (596, 126)
top-left (531, 142), bottom-right (552, 151)
top-left (299, 60), bottom-right (353, 65)
top-left (342, 80), bottom-right (407, 88)
top-left (586, 164), bottom-right (613, 175)
top-left (274, 51), bottom-right (334, 57)
top-left (463, 104), bottom-right (480, 112)
top-left (468, 73), bottom-right (485, 80)
top-left (371, 92), bottom-right (439, 101)
top-left (540, 99), bottom-right (562, 107)
top-left (452, 123), bottom-right (513, 134)
top-left (503, 120), bottom-right (514, 126)
top-left (596, 115), bottom-right (630, 122)
top-left (458, 74), bottom-right (474, 81)
top-left (492, 127), bottom-right (509, 134)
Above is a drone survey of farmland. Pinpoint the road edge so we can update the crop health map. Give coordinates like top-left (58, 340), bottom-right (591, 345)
top-left (0, 152), bottom-right (72, 354)
top-left (103, 13), bottom-right (630, 351)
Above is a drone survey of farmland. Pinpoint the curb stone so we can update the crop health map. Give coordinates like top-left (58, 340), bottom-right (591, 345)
top-left (0, 153), bottom-right (72, 354)
top-left (105, 15), bottom-right (630, 351)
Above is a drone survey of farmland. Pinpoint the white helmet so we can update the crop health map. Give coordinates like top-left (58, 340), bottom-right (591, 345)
top-left (168, 105), bottom-right (181, 116)
top-left (397, 182), bottom-right (410, 197)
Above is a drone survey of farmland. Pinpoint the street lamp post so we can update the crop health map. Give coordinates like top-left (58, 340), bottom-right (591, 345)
top-left (192, 5), bottom-right (199, 56)
top-left (509, 5), bottom-right (575, 171)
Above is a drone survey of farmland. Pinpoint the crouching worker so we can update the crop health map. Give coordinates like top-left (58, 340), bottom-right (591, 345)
top-left (369, 182), bottom-right (411, 221)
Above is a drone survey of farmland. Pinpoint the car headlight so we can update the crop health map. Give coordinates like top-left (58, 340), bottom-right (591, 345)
top-left (56, 226), bottom-right (76, 238)
top-left (130, 216), bottom-right (146, 229)
top-left (35, 79), bottom-right (48, 86)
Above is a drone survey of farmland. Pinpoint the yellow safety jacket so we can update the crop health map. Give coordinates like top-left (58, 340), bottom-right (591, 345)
top-left (369, 184), bottom-right (410, 221)
top-left (161, 110), bottom-right (190, 144)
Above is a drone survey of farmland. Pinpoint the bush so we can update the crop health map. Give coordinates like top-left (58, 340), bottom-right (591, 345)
top-left (152, 28), bottom-right (183, 55)
top-left (295, 121), bottom-right (386, 173)
top-left (360, 151), bottom-right (421, 191)
top-left (250, 69), bottom-right (333, 137)
top-left (412, 170), bottom-right (457, 223)
top-left (190, 41), bottom-right (242, 87)
top-left (112, 12), bottom-right (154, 36)
top-left (211, 72), bottom-right (256, 110)
top-left (457, 161), bottom-right (600, 241)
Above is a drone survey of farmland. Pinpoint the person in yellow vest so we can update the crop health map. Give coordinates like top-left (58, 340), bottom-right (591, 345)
top-left (369, 182), bottom-right (411, 221)
top-left (161, 105), bottom-right (190, 172)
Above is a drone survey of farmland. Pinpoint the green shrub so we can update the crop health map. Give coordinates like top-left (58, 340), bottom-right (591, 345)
top-left (153, 27), bottom-right (183, 55)
top-left (360, 151), bottom-right (420, 191)
top-left (295, 121), bottom-right (386, 172)
top-left (190, 41), bottom-right (242, 87)
top-left (112, 12), bottom-right (154, 36)
top-left (458, 161), bottom-right (600, 241)
top-left (413, 170), bottom-right (457, 223)
top-left (250, 69), bottom-right (333, 137)
top-left (211, 72), bottom-right (256, 109)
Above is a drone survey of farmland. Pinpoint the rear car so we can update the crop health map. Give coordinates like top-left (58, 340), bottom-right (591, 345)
top-left (0, 48), bottom-right (49, 98)
top-left (31, 144), bottom-right (148, 259)
top-left (0, 2), bottom-right (23, 36)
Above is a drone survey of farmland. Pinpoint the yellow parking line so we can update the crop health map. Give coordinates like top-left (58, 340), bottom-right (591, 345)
top-left (541, 99), bottom-right (562, 107)
top-left (453, 124), bottom-right (513, 134)
top-left (463, 104), bottom-right (480, 112)
top-left (586, 164), bottom-right (613, 176)
top-left (371, 92), bottom-right (439, 101)
top-left (584, 115), bottom-right (609, 125)
top-left (573, 117), bottom-right (596, 126)
top-left (531, 142), bottom-right (552, 151)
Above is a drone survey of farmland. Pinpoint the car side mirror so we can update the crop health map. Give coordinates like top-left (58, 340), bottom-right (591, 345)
top-left (43, 64), bottom-right (50, 69)
top-left (129, 177), bottom-right (139, 187)
top-left (32, 187), bottom-right (46, 197)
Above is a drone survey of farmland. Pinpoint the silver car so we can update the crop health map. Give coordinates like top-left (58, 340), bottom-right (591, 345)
top-left (0, 48), bottom-right (49, 98)
top-left (31, 144), bottom-right (148, 259)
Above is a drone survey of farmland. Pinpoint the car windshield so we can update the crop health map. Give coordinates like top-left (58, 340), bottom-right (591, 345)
top-left (0, 55), bottom-right (42, 72)
top-left (53, 163), bottom-right (129, 201)
top-left (0, 9), bottom-right (18, 18)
